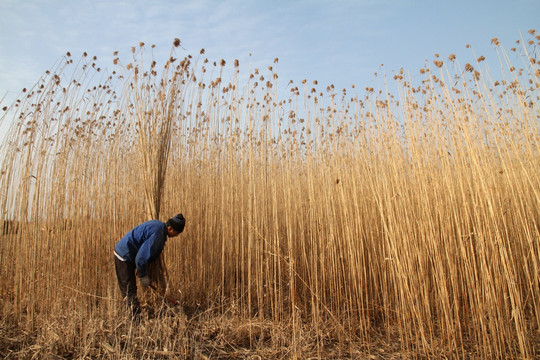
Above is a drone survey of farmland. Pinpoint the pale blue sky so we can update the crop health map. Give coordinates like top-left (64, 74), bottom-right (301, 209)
top-left (0, 0), bottom-right (538, 108)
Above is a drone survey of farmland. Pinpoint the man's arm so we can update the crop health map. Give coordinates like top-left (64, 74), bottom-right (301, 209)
top-left (134, 232), bottom-right (165, 278)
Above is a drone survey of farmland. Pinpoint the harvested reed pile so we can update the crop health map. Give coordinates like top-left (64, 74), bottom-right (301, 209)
top-left (0, 32), bottom-right (539, 359)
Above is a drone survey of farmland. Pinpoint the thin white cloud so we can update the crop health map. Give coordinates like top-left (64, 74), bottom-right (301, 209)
top-left (1, 0), bottom-right (538, 110)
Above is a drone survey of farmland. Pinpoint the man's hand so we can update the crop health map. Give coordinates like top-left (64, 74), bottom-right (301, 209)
top-left (140, 276), bottom-right (151, 287)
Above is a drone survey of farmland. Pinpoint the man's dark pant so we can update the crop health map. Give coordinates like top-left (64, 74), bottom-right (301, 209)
top-left (114, 255), bottom-right (141, 316)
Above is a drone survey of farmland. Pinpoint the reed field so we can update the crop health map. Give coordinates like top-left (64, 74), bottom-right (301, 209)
top-left (0, 32), bottom-right (539, 359)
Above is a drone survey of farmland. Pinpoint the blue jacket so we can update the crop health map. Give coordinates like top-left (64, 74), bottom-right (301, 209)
top-left (114, 220), bottom-right (167, 277)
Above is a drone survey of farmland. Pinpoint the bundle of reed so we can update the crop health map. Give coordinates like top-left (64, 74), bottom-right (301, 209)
top-left (113, 40), bottom-right (195, 295)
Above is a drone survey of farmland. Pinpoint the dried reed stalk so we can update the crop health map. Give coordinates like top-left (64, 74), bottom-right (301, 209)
top-left (0, 32), bottom-right (538, 358)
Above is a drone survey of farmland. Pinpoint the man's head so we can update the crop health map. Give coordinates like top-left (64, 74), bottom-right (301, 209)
top-left (166, 213), bottom-right (185, 237)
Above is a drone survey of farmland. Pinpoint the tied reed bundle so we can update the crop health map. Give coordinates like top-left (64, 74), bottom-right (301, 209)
top-left (120, 39), bottom-right (190, 296)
